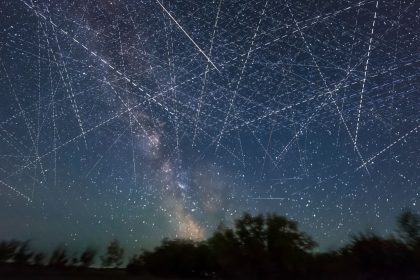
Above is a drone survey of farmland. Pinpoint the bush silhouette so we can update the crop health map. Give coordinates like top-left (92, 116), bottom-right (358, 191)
top-left (79, 247), bottom-right (97, 268)
top-left (0, 240), bottom-right (20, 263)
top-left (129, 212), bottom-right (316, 279)
top-left (48, 245), bottom-right (69, 268)
top-left (337, 232), bottom-right (414, 278)
top-left (32, 252), bottom-right (46, 266)
top-left (128, 239), bottom-right (216, 277)
top-left (398, 209), bottom-right (420, 249)
top-left (13, 241), bottom-right (33, 266)
top-left (101, 239), bottom-right (124, 268)
top-left (208, 212), bottom-right (316, 278)
top-left (1, 209), bottom-right (420, 279)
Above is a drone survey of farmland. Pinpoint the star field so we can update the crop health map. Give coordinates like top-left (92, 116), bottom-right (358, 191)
top-left (0, 0), bottom-right (419, 255)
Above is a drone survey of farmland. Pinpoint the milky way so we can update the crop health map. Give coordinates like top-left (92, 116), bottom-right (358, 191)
top-left (0, 0), bottom-right (419, 254)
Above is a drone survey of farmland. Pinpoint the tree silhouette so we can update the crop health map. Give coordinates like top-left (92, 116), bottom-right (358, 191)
top-left (128, 212), bottom-right (317, 279)
top-left (69, 252), bottom-right (79, 267)
top-left (2, 209), bottom-right (420, 279)
top-left (398, 209), bottom-right (420, 249)
top-left (101, 239), bottom-right (124, 268)
top-left (0, 240), bottom-right (19, 263)
top-left (128, 238), bottom-right (215, 277)
top-left (48, 245), bottom-right (69, 268)
top-left (79, 247), bottom-right (97, 268)
top-left (13, 241), bottom-right (33, 266)
top-left (32, 252), bottom-right (46, 266)
top-left (265, 213), bottom-right (316, 273)
top-left (207, 224), bottom-right (241, 276)
top-left (208, 212), bottom-right (316, 278)
top-left (340, 232), bottom-right (413, 277)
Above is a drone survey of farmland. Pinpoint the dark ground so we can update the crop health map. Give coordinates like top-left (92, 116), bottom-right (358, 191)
top-left (0, 265), bottom-right (198, 280)
top-left (1, 265), bottom-right (418, 280)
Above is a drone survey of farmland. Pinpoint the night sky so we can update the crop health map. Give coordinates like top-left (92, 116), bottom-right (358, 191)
top-left (0, 0), bottom-right (419, 257)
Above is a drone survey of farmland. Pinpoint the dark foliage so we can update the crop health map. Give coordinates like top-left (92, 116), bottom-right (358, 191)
top-left (0, 240), bottom-right (19, 263)
top-left (127, 239), bottom-right (216, 278)
top-left (127, 211), bottom-right (420, 279)
top-left (206, 213), bottom-right (316, 279)
top-left (398, 209), bottom-right (420, 249)
top-left (101, 239), bottom-right (124, 268)
top-left (79, 247), bottom-right (97, 268)
top-left (32, 252), bottom-right (46, 266)
top-left (48, 245), bottom-right (68, 268)
top-left (1, 209), bottom-right (420, 279)
top-left (340, 233), bottom-right (415, 277)
top-left (128, 212), bottom-right (316, 279)
top-left (13, 241), bottom-right (33, 266)
top-left (69, 253), bottom-right (79, 267)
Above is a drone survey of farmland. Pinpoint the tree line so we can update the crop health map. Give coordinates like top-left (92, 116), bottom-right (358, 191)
top-left (1, 209), bottom-right (420, 279)
top-left (0, 239), bottom-right (122, 269)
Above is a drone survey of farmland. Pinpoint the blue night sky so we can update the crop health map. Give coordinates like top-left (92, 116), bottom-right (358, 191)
top-left (0, 0), bottom-right (419, 257)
